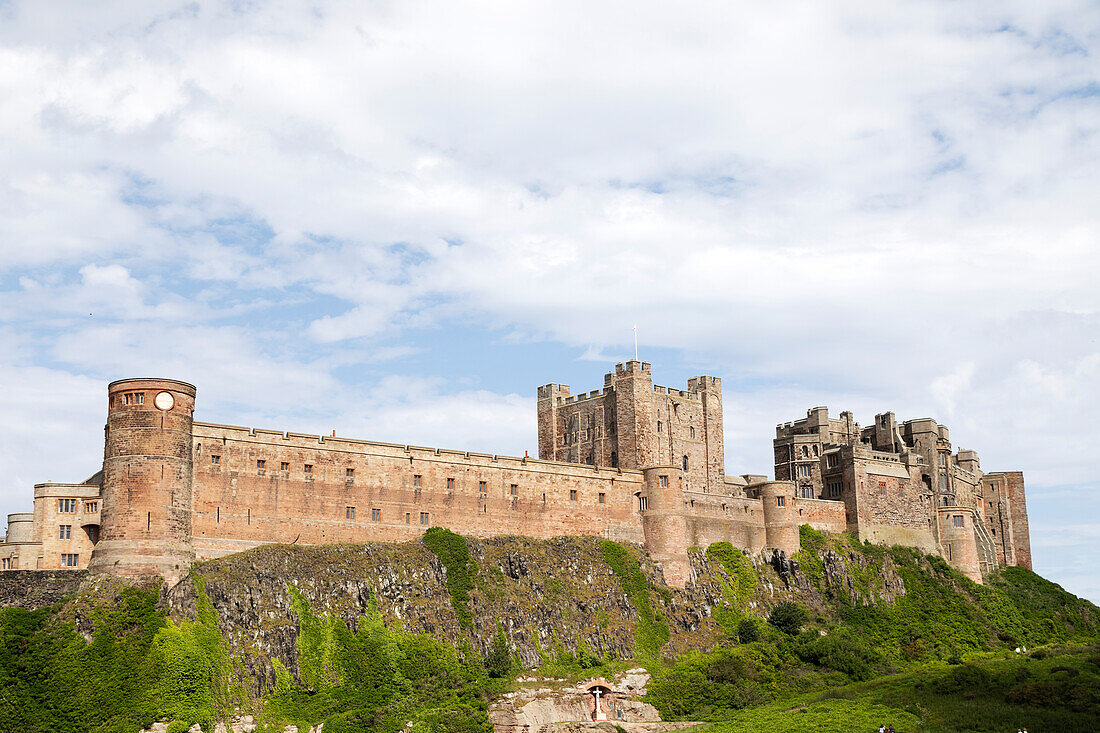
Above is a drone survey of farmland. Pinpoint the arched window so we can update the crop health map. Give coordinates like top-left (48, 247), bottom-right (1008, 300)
top-left (682, 455), bottom-right (689, 472)
top-left (610, 451), bottom-right (618, 468)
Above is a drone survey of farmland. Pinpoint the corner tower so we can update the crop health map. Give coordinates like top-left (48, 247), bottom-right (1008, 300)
top-left (88, 378), bottom-right (196, 584)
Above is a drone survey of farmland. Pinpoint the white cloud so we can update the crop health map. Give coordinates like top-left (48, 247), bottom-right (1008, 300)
top-left (0, 0), bottom-right (1097, 599)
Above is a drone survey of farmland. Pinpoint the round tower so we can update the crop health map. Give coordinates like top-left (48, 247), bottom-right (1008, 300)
top-left (4, 513), bottom-right (35, 544)
top-left (758, 480), bottom-right (799, 556)
top-left (639, 466), bottom-right (692, 587)
top-left (88, 378), bottom-right (196, 584)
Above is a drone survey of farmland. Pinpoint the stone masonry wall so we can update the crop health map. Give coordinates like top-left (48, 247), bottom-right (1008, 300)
top-left (189, 423), bottom-right (647, 560)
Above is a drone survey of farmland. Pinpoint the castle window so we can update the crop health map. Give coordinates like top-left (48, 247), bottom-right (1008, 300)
top-left (346, 506), bottom-right (355, 520)
top-left (420, 512), bottom-right (430, 525)
top-left (447, 477), bottom-right (455, 491)
top-left (682, 455), bottom-right (688, 472)
top-left (304, 464), bottom-right (313, 474)
top-left (479, 481), bottom-right (487, 494)
top-left (777, 496), bottom-right (785, 507)
top-left (405, 512), bottom-right (411, 524)
top-left (638, 496), bottom-right (648, 511)
top-left (658, 475), bottom-right (668, 488)
top-left (280, 462), bottom-right (290, 471)
top-left (59, 525), bottom-right (71, 540)
top-left (826, 453), bottom-right (839, 468)
top-left (938, 475), bottom-right (948, 491)
top-left (122, 392), bottom-right (144, 406)
top-left (84, 501), bottom-right (98, 513)
top-left (586, 454), bottom-right (593, 465)
top-left (60, 553), bottom-right (79, 567)
top-left (796, 464), bottom-right (812, 479)
top-left (657, 421), bottom-right (662, 432)
top-left (58, 499), bottom-right (76, 513)
top-left (346, 468), bottom-right (355, 479)
top-left (879, 481), bottom-right (887, 495)
top-left (1, 559), bottom-right (10, 570)
top-left (611, 451), bottom-right (618, 468)
top-left (413, 474), bottom-right (422, 488)
top-left (569, 490), bottom-right (577, 501)
top-left (690, 426), bottom-right (695, 439)
top-left (598, 492), bottom-right (606, 504)
top-left (372, 508), bottom-right (381, 522)
top-left (826, 480), bottom-right (843, 498)
top-left (510, 484), bottom-right (518, 497)
top-left (257, 459), bottom-right (266, 469)
top-left (211, 455), bottom-right (220, 466)
top-left (953, 515), bottom-right (964, 528)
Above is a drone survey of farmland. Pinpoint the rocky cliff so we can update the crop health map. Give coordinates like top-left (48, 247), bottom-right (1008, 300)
top-left (160, 532), bottom-right (908, 694)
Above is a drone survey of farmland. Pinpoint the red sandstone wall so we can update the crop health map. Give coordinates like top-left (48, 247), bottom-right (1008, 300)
top-left (794, 497), bottom-right (847, 533)
top-left (189, 423), bottom-right (647, 559)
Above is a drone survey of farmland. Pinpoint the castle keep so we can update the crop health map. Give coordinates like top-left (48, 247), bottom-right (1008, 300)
top-left (1, 362), bottom-right (1031, 586)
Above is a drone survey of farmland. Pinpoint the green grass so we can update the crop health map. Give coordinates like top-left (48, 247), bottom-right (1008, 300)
top-left (422, 527), bottom-right (476, 629)
top-left (600, 540), bottom-right (670, 664)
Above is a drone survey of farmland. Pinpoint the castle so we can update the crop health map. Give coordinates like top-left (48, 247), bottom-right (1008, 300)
top-left (0, 362), bottom-right (1031, 587)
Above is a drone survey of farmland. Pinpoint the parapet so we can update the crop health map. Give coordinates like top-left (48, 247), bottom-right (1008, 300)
top-left (614, 360), bottom-right (650, 376)
top-left (537, 383), bottom-right (571, 400)
top-left (687, 375), bottom-right (721, 392)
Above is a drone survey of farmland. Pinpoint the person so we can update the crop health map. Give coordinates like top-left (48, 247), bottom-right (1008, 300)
top-left (878, 726), bottom-right (885, 733)
top-left (887, 726), bottom-right (895, 733)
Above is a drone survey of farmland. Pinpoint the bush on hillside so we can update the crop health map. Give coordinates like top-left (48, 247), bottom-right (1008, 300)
top-left (768, 602), bottom-right (806, 636)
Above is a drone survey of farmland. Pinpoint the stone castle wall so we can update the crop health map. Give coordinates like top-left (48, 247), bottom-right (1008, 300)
top-left (1, 362), bottom-right (1032, 589)
top-left (189, 422), bottom-right (646, 561)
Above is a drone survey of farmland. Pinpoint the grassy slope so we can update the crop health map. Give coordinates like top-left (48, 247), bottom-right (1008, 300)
top-left (697, 645), bottom-right (1100, 733)
top-left (1, 528), bottom-right (1098, 732)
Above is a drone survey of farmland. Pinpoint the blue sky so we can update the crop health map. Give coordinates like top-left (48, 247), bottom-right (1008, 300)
top-left (0, 0), bottom-right (1097, 602)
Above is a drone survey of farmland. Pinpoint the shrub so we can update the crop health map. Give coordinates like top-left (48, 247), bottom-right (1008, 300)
top-left (485, 626), bottom-right (512, 679)
top-left (738, 618), bottom-right (759, 644)
top-left (768, 602), bottom-right (806, 636)
top-left (167, 721), bottom-right (191, 733)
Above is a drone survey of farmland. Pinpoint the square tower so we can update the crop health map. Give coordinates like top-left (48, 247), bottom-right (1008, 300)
top-left (537, 362), bottom-right (725, 492)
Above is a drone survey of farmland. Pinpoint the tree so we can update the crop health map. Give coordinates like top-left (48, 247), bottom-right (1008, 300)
top-left (737, 618), bottom-right (759, 644)
top-left (768, 602), bottom-right (806, 635)
top-left (485, 626), bottom-right (512, 678)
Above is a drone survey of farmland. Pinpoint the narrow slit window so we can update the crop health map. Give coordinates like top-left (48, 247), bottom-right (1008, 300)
top-left (598, 492), bottom-right (606, 504)
top-left (569, 489), bottom-right (577, 501)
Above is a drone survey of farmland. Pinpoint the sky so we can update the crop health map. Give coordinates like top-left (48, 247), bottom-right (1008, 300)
top-left (0, 1), bottom-right (1097, 601)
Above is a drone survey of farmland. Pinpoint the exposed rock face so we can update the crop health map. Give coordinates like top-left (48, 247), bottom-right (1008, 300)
top-left (157, 535), bottom-right (907, 697)
top-left (489, 669), bottom-right (665, 733)
top-left (0, 570), bottom-right (87, 609)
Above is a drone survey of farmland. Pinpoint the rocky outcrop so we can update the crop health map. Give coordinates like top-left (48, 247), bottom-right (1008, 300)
top-left (156, 534), bottom-right (910, 695)
top-left (489, 669), bottom-right (670, 733)
top-left (0, 570), bottom-right (87, 609)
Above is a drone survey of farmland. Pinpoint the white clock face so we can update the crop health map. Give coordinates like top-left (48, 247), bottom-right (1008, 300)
top-left (154, 391), bottom-right (175, 411)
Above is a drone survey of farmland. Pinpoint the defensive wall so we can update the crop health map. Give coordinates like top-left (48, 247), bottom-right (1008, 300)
top-left (1, 364), bottom-right (1031, 588)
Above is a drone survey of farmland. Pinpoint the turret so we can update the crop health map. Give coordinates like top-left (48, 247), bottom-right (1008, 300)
top-left (758, 481), bottom-right (799, 556)
top-left (88, 378), bottom-right (196, 584)
top-left (687, 375), bottom-right (724, 491)
top-left (639, 466), bottom-right (691, 587)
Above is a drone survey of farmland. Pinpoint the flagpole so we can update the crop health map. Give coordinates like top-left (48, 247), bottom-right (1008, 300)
top-left (633, 325), bottom-right (638, 361)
